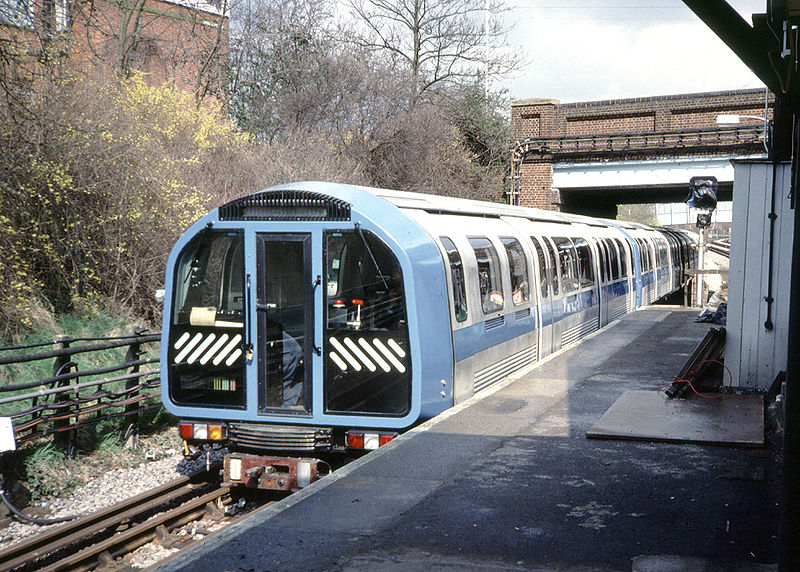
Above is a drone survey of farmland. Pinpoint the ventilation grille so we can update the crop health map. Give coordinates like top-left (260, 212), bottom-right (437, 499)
top-left (610, 300), bottom-right (627, 321)
top-left (219, 190), bottom-right (351, 221)
top-left (561, 317), bottom-right (600, 348)
top-left (515, 308), bottom-right (531, 320)
top-left (474, 345), bottom-right (537, 393)
top-left (484, 316), bottom-right (505, 331)
top-left (227, 423), bottom-right (332, 452)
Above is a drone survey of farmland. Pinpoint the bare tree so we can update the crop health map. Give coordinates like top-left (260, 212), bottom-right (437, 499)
top-left (344, 0), bottom-right (518, 107)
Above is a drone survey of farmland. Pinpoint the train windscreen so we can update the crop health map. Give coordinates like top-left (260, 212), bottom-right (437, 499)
top-left (324, 230), bottom-right (411, 416)
top-left (168, 230), bottom-right (246, 408)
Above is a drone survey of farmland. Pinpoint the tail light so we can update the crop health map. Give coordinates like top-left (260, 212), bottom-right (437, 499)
top-left (346, 430), bottom-right (398, 451)
top-left (179, 421), bottom-right (225, 442)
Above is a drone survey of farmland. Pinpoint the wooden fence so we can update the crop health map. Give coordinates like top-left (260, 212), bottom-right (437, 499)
top-left (0, 331), bottom-right (161, 452)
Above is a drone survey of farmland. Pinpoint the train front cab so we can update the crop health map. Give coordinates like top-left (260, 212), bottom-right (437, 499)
top-left (161, 188), bottom-right (453, 489)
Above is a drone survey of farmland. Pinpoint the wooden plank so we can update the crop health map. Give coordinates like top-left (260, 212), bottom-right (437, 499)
top-left (586, 389), bottom-right (764, 446)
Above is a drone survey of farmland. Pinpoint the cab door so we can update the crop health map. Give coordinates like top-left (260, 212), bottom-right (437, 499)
top-left (255, 234), bottom-right (314, 415)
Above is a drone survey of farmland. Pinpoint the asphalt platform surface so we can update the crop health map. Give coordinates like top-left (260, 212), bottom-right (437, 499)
top-left (157, 307), bottom-right (779, 571)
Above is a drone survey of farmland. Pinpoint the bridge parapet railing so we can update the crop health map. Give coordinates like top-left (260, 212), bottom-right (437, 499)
top-left (0, 331), bottom-right (161, 453)
top-left (513, 124), bottom-right (767, 162)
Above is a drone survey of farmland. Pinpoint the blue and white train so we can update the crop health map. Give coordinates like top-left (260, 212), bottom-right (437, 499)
top-left (160, 182), bottom-right (696, 489)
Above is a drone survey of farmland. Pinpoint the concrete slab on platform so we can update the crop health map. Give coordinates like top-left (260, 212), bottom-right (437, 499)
top-left (586, 389), bottom-right (764, 446)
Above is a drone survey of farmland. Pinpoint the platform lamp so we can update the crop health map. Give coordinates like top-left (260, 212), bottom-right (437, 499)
top-left (687, 176), bottom-right (718, 307)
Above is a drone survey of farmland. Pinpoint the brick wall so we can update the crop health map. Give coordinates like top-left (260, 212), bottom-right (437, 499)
top-left (512, 89), bottom-right (772, 140)
top-left (1, 0), bottom-right (228, 95)
top-left (517, 163), bottom-right (554, 209)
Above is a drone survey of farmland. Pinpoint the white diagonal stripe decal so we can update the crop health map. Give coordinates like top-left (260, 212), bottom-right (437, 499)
top-left (330, 352), bottom-right (348, 371)
top-left (187, 334), bottom-right (216, 364)
top-left (387, 338), bottom-right (406, 358)
top-left (373, 339), bottom-right (405, 373)
top-left (344, 337), bottom-right (375, 372)
top-left (174, 332), bottom-right (191, 350)
top-left (201, 334), bottom-right (230, 365)
top-left (225, 348), bottom-right (243, 366)
top-left (213, 334), bottom-right (242, 366)
top-left (175, 333), bottom-right (203, 363)
top-left (358, 338), bottom-right (390, 372)
top-left (329, 337), bottom-right (362, 371)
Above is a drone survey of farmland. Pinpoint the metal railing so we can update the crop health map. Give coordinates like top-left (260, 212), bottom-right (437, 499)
top-left (0, 331), bottom-right (161, 450)
top-left (514, 124), bottom-right (766, 160)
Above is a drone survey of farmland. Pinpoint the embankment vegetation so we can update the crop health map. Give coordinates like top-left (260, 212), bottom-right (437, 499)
top-left (0, 0), bottom-right (517, 339)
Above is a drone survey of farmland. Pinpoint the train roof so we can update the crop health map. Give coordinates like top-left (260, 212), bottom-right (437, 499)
top-left (247, 181), bottom-right (614, 228)
top-left (219, 182), bottom-right (693, 236)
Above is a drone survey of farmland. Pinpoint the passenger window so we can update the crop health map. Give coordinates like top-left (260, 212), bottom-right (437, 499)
top-left (530, 236), bottom-right (549, 298)
top-left (614, 239), bottom-right (628, 278)
top-left (553, 237), bottom-right (579, 294)
top-left (500, 237), bottom-right (530, 305)
top-left (572, 237), bottom-right (594, 289)
top-left (468, 237), bottom-right (504, 314)
top-left (440, 237), bottom-right (468, 322)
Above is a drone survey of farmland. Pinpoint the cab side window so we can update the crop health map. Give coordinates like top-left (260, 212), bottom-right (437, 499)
top-left (440, 236), bottom-right (468, 322)
top-left (500, 237), bottom-right (530, 305)
top-left (468, 237), bottom-right (504, 314)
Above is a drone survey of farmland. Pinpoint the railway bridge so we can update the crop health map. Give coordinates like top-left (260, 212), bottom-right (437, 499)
top-left (510, 88), bottom-right (773, 218)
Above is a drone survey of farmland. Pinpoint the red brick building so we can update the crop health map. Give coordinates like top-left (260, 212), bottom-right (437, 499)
top-left (510, 89), bottom-right (773, 211)
top-left (0, 0), bottom-right (228, 96)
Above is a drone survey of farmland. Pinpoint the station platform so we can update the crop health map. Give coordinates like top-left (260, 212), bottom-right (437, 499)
top-left (157, 308), bottom-right (779, 571)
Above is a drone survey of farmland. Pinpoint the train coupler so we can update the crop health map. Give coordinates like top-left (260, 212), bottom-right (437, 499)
top-left (222, 453), bottom-right (322, 491)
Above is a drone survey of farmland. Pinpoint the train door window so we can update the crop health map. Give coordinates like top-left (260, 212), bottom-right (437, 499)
top-left (572, 237), bottom-right (594, 289)
top-left (552, 237), bottom-right (578, 294)
top-left (440, 236), bottom-right (468, 322)
top-left (604, 239), bottom-right (620, 280)
top-left (543, 240), bottom-right (559, 296)
top-left (323, 230), bottom-right (410, 416)
top-left (595, 239), bottom-right (608, 283)
top-left (530, 236), bottom-right (549, 298)
top-left (614, 239), bottom-right (628, 278)
top-left (468, 237), bottom-right (504, 314)
top-left (256, 235), bottom-right (311, 413)
top-left (636, 239), bottom-right (649, 271)
top-left (169, 230), bottom-right (246, 408)
top-left (500, 237), bottom-right (530, 305)
top-left (644, 240), bottom-right (653, 271)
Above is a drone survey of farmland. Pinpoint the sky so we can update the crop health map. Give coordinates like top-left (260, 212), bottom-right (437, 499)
top-left (501, 0), bottom-right (768, 103)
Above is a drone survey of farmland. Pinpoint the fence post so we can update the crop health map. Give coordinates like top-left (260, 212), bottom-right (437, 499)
top-left (52, 336), bottom-right (76, 455)
top-left (123, 329), bottom-right (147, 450)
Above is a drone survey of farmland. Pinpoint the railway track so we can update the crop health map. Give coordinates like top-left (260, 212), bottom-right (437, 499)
top-left (0, 466), bottom-right (231, 571)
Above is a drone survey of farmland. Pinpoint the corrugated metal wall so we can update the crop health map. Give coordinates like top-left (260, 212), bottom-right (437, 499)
top-left (726, 160), bottom-right (794, 390)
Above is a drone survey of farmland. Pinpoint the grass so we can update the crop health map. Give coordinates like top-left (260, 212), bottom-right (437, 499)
top-left (13, 407), bottom-right (182, 502)
top-left (0, 308), bottom-right (180, 503)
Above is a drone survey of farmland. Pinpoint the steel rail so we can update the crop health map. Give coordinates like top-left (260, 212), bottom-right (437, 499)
top-left (0, 467), bottom-right (221, 572)
top-left (39, 487), bottom-right (231, 572)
